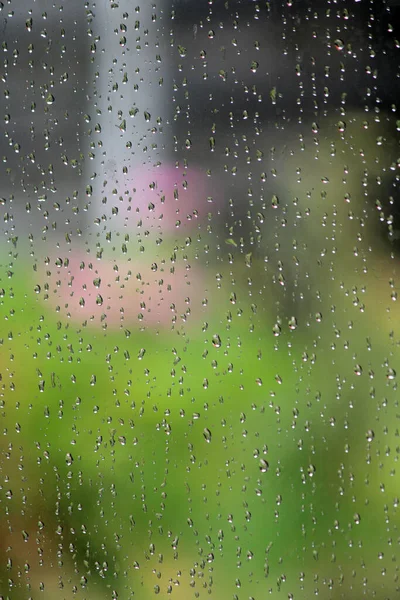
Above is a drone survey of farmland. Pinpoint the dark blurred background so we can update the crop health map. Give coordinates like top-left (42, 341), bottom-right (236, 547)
top-left (1, 0), bottom-right (399, 246)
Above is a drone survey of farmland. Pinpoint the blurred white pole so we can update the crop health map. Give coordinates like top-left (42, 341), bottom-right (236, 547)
top-left (85, 0), bottom-right (172, 239)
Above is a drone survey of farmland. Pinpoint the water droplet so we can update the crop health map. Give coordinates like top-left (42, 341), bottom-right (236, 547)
top-left (245, 252), bottom-right (252, 268)
top-left (203, 428), bottom-right (212, 443)
top-left (334, 39), bottom-right (344, 51)
top-left (366, 429), bottom-right (375, 442)
top-left (250, 60), bottom-right (259, 73)
top-left (178, 44), bottom-right (187, 58)
top-left (212, 334), bottom-right (222, 348)
top-left (272, 323), bottom-right (281, 336)
top-left (386, 368), bottom-right (396, 380)
top-left (271, 194), bottom-right (279, 208)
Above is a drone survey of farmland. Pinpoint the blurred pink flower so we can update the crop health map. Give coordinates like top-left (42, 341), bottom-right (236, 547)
top-left (90, 164), bottom-right (214, 235)
top-left (40, 164), bottom-right (219, 328)
top-left (44, 251), bottom-right (208, 329)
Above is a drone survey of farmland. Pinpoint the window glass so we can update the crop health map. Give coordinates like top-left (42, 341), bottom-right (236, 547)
top-left (1, 1), bottom-right (399, 598)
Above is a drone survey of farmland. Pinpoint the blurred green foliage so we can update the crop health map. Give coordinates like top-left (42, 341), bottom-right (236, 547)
top-left (1, 232), bottom-right (399, 599)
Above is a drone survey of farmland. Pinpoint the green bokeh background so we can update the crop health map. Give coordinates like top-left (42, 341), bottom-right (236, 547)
top-left (1, 209), bottom-right (399, 599)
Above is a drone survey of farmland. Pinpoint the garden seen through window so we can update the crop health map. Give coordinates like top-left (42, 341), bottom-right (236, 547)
top-left (0, 1), bottom-right (399, 598)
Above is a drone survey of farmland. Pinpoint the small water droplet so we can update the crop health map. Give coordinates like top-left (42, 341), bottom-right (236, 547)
top-left (386, 368), bottom-right (396, 380)
top-left (212, 334), bottom-right (222, 348)
top-left (308, 464), bottom-right (316, 477)
top-left (271, 194), bottom-right (279, 208)
top-left (334, 39), bottom-right (344, 51)
top-left (203, 428), bottom-right (212, 443)
top-left (250, 60), bottom-right (259, 73)
top-left (272, 323), bottom-right (281, 336)
top-left (366, 429), bottom-right (375, 442)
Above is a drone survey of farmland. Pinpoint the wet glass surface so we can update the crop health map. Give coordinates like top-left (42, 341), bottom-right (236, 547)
top-left (0, 1), bottom-right (399, 598)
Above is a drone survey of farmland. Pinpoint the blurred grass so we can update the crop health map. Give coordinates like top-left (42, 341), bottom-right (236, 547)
top-left (1, 241), bottom-right (399, 599)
